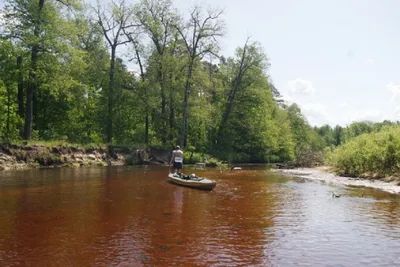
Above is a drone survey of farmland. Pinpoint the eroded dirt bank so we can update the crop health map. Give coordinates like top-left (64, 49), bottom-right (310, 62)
top-left (0, 143), bottom-right (171, 171)
top-left (277, 167), bottom-right (400, 194)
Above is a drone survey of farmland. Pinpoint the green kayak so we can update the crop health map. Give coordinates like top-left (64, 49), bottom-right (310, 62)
top-left (168, 173), bottom-right (217, 190)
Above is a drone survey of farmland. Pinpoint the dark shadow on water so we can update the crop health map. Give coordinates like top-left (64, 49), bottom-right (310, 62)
top-left (0, 165), bottom-right (399, 266)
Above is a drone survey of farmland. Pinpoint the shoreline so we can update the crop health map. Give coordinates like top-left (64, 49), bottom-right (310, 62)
top-left (0, 143), bottom-right (171, 172)
top-left (277, 167), bottom-right (400, 194)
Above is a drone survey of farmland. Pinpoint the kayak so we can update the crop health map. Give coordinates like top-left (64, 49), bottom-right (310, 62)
top-left (168, 173), bottom-right (217, 190)
top-left (168, 173), bottom-right (216, 190)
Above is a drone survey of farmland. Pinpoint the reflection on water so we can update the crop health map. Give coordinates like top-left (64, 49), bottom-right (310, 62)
top-left (0, 166), bottom-right (399, 266)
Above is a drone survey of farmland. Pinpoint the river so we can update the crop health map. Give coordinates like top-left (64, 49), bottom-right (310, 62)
top-left (0, 165), bottom-right (399, 266)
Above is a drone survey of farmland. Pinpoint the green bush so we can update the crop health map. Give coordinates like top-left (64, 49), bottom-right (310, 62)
top-left (184, 152), bottom-right (202, 164)
top-left (327, 126), bottom-right (400, 177)
top-left (205, 157), bottom-right (219, 167)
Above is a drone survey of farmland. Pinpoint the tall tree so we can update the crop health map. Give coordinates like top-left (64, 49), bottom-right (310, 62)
top-left (131, 0), bottom-right (178, 145)
top-left (0, 39), bottom-right (18, 139)
top-left (61, 14), bottom-right (109, 143)
top-left (134, 0), bottom-right (178, 144)
top-left (175, 6), bottom-right (224, 147)
top-left (16, 55), bottom-right (24, 135)
top-left (5, 0), bottom-right (46, 140)
top-left (216, 40), bottom-right (267, 147)
top-left (131, 41), bottom-right (150, 144)
top-left (3, 0), bottom-right (82, 140)
top-left (94, 0), bottom-right (136, 143)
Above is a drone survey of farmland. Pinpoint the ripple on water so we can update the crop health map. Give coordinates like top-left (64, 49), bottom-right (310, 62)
top-left (0, 167), bottom-right (399, 266)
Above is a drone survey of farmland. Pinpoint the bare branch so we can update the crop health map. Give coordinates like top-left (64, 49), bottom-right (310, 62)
top-left (176, 5), bottom-right (224, 60)
top-left (174, 22), bottom-right (190, 53)
top-left (56, 0), bottom-right (75, 7)
top-left (92, 0), bottom-right (138, 48)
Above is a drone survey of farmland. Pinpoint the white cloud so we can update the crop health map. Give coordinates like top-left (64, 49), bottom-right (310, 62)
top-left (344, 109), bottom-right (387, 123)
top-left (387, 82), bottom-right (400, 104)
top-left (287, 78), bottom-right (315, 96)
top-left (300, 103), bottom-right (330, 126)
top-left (386, 82), bottom-right (400, 94)
top-left (346, 50), bottom-right (354, 58)
top-left (280, 95), bottom-right (294, 106)
top-left (394, 107), bottom-right (400, 117)
top-left (339, 101), bottom-right (349, 108)
top-left (365, 58), bottom-right (375, 64)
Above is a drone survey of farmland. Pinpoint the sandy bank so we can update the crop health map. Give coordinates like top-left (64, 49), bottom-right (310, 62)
top-left (277, 167), bottom-right (400, 194)
top-left (0, 143), bottom-right (171, 171)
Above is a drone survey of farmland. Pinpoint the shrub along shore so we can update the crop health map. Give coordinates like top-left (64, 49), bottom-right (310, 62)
top-left (2, 124), bottom-right (400, 188)
top-left (326, 126), bottom-right (400, 184)
top-left (2, 1), bottom-right (400, 184)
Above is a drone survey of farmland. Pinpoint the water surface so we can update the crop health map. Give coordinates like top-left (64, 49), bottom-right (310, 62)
top-left (0, 166), bottom-right (399, 266)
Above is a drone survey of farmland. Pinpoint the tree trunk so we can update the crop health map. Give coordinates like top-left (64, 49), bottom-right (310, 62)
top-left (145, 113), bottom-right (149, 145)
top-left (216, 89), bottom-right (237, 146)
top-left (106, 46), bottom-right (116, 143)
top-left (16, 55), bottom-right (24, 137)
top-left (6, 86), bottom-right (11, 138)
top-left (33, 85), bottom-right (38, 130)
top-left (180, 60), bottom-right (194, 148)
top-left (134, 45), bottom-right (149, 145)
top-left (158, 69), bottom-right (167, 144)
top-left (17, 56), bottom-right (24, 118)
top-left (216, 44), bottom-right (249, 147)
top-left (24, 46), bottom-right (38, 140)
top-left (169, 91), bottom-right (174, 142)
top-left (23, 0), bottom-right (44, 140)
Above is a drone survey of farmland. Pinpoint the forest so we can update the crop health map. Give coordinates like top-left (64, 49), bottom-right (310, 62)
top-left (1, 0), bottom-right (399, 169)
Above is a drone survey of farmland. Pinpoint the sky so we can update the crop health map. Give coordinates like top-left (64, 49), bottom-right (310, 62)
top-left (169, 0), bottom-right (400, 126)
top-left (2, 0), bottom-right (400, 127)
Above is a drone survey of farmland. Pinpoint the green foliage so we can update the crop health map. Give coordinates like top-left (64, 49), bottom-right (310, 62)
top-left (213, 42), bottom-right (296, 163)
top-left (183, 152), bottom-right (203, 164)
top-left (1, 0), bottom-right (364, 165)
top-left (327, 126), bottom-right (400, 177)
top-left (285, 103), bottom-right (325, 165)
top-left (205, 157), bottom-right (219, 167)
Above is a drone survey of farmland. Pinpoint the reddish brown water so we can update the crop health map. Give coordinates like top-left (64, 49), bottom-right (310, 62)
top-left (0, 165), bottom-right (399, 266)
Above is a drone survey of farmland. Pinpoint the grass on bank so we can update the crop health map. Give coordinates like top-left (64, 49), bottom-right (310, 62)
top-left (6, 139), bottom-right (105, 149)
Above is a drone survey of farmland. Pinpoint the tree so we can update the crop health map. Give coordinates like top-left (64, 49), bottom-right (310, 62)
top-left (175, 6), bottom-right (224, 147)
top-left (60, 14), bottom-right (109, 143)
top-left (333, 125), bottom-right (343, 146)
top-left (133, 0), bottom-right (179, 145)
top-left (0, 39), bottom-right (19, 139)
top-left (3, 0), bottom-right (82, 140)
top-left (130, 40), bottom-right (150, 144)
top-left (342, 121), bottom-right (374, 143)
top-left (94, 0), bottom-right (136, 143)
top-left (216, 40), bottom-right (267, 147)
top-left (315, 124), bottom-right (336, 147)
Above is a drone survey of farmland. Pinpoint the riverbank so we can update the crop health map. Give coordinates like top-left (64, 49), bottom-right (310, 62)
top-left (0, 143), bottom-right (171, 171)
top-left (277, 166), bottom-right (400, 194)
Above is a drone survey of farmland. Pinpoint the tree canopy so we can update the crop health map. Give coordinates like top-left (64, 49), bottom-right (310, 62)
top-left (0, 0), bottom-right (370, 164)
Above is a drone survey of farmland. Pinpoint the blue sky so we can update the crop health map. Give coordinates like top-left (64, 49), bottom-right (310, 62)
top-left (171, 0), bottom-right (400, 126)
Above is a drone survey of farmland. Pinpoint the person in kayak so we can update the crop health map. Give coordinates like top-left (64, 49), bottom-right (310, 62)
top-left (170, 145), bottom-right (184, 175)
